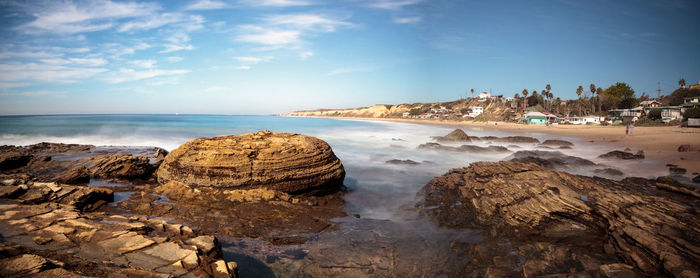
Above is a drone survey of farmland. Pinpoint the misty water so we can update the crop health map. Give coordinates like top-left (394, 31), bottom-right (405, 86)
top-left (0, 115), bottom-right (669, 276)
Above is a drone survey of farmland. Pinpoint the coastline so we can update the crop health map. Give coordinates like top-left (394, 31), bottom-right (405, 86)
top-left (286, 115), bottom-right (700, 176)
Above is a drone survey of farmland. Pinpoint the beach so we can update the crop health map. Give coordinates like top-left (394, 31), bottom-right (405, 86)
top-left (292, 116), bottom-right (700, 176)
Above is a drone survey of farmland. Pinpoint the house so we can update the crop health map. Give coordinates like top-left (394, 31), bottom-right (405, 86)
top-left (402, 112), bottom-right (410, 118)
top-left (478, 92), bottom-right (491, 99)
top-left (523, 111), bottom-right (547, 124)
top-left (639, 100), bottom-right (662, 108)
top-left (565, 116), bottom-right (604, 125)
top-left (609, 107), bottom-right (643, 122)
top-left (690, 81), bottom-right (700, 89)
top-left (463, 106), bottom-right (484, 118)
top-left (643, 106), bottom-right (682, 122)
top-left (680, 97), bottom-right (700, 114)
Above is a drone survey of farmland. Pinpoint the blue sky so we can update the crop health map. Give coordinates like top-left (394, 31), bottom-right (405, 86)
top-left (1, 0), bottom-right (699, 115)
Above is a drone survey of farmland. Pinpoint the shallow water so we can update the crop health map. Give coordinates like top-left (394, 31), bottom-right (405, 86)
top-left (0, 114), bottom-right (670, 276)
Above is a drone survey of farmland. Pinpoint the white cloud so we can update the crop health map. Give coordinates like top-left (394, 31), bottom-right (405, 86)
top-left (234, 56), bottom-right (262, 64)
top-left (118, 13), bottom-right (185, 32)
top-left (240, 0), bottom-right (312, 7)
top-left (160, 32), bottom-right (194, 53)
top-left (0, 82), bottom-right (29, 90)
top-left (366, 0), bottom-right (422, 10)
top-left (185, 0), bottom-right (228, 10)
top-left (105, 68), bottom-right (190, 83)
top-left (0, 51), bottom-right (54, 59)
top-left (105, 42), bottom-right (152, 57)
top-left (393, 16), bottom-right (421, 24)
top-left (299, 51), bottom-right (314, 60)
top-left (165, 56), bottom-right (184, 63)
top-left (236, 65), bottom-right (251, 70)
top-left (263, 14), bottom-right (352, 32)
top-left (236, 25), bottom-right (302, 46)
top-left (0, 62), bottom-right (108, 83)
top-left (327, 67), bottom-right (370, 76)
top-left (40, 57), bottom-right (107, 67)
top-left (235, 14), bottom-right (351, 49)
top-left (130, 59), bottom-right (157, 68)
top-left (0, 90), bottom-right (65, 98)
top-left (22, 0), bottom-right (160, 34)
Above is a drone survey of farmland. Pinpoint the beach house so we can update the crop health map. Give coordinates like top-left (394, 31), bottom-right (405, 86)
top-left (639, 100), bottom-right (662, 108)
top-left (565, 116), bottom-right (604, 125)
top-left (523, 111), bottom-right (547, 124)
top-left (643, 106), bottom-right (682, 122)
top-left (608, 107), bottom-right (643, 122)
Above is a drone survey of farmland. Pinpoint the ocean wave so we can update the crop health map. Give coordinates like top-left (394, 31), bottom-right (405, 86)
top-left (0, 133), bottom-right (189, 151)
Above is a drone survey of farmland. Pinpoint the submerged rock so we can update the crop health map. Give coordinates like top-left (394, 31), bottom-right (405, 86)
top-left (507, 150), bottom-right (597, 169)
top-left (471, 135), bottom-right (540, 144)
top-left (540, 139), bottom-right (574, 147)
top-left (598, 150), bottom-right (645, 160)
top-left (432, 129), bottom-right (470, 142)
top-left (418, 142), bottom-right (510, 153)
top-left (385, 159), bottom-right (420, 165)
top-left (418, 161), bottom-right (699, 277)
top-left (156, 130), bottom-right (345, 195)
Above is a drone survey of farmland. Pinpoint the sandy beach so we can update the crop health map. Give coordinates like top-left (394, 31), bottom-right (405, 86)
top-left (293, 116), bottom-right (700, 177)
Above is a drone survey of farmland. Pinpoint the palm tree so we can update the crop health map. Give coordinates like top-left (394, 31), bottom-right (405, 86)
top-left (596, 87), bottom-right (603, 113)
top-left (522, 89), bottom-right (529, 110)
top-left (590, 83), bottom-right (597, 114)
top-left (679, 78), bottom-right (686, 88)
top-left (545, 84), bottom-right (552, 112)
top-left (576, 86), bottom-right (584, 115)
top-left (470, 88), bottom-right (475, 98)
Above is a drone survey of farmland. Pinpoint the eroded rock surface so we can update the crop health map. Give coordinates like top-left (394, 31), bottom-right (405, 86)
top-left (0, 178), bottom-right (239, 277)
top-left (599, 150), bottom-right (645, 160)
top-left (157, 130), bottom-right (345, 195)
top-left (432, 129), bottom-right (470, 142)
top-left (418, 161), bottom-right (699, 277)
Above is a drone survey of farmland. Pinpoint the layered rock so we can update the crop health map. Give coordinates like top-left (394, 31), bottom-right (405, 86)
top-left (598, 150), bottom-right (645, 160)
top-left (156, 130), bottom-right (345, 195)
top-left (0, 178), bottom-right (238, 277)
top-left (418, 161), bottom-right (699, 277)
top-left (86, 153), bottom-right (157, 180)
top-left (432, 129), bottom-right (470, 142)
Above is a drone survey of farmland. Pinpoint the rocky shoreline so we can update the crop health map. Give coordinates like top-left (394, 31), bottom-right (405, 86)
top-left (1, 129), bottom-right (698, 277)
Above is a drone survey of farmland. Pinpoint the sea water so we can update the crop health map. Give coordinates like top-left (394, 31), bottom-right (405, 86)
top-left (0, 114), bottom-right (668, 276)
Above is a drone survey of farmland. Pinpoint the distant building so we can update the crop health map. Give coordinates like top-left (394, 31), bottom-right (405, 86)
top-left (464, 106), bottom-right (483, 118)
top-left (681, 96), bottom-right (700, 115)
top-left (690, 81), bottom-right (700, 89)
top-left (523, 111), bottom-right (547, 124)
top-left (639, 100), bottom-right (662, 108)
top-left (478, 92), bottom-right (491, 99)
top-left (402, 112), bottom-right (410, 118)
top-left (565, 116), bottom-right (604, 125)
top-left (609, 107), bottom-right (644, 122)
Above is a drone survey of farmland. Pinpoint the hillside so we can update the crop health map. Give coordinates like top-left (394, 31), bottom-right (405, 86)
top-left (287, 99), bottom-right (514, 121)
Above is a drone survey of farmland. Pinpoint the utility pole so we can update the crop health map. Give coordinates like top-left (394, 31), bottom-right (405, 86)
top-left (657, 82), bottom-right (661, 99)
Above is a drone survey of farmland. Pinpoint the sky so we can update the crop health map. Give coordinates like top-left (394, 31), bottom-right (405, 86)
top-left (0, 0), bottom-right (699, 115)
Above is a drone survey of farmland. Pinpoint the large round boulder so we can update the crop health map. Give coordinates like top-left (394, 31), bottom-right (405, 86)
top-left (156, 130), bottom-right (345, 195)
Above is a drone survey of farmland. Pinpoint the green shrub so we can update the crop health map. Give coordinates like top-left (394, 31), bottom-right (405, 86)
top-left (684, 107), bottom-right (700, 119)
top-left (409, 108), bottom-right (422, 115)
top-left (647, 108), bottom-right (662, 121)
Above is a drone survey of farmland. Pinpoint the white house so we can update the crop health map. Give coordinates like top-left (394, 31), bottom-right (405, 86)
top-left (402, 112), bottom-right (410, 118)
top-left (478, 92), bottom-right (491, 99)
top-left (464, 106), bottom-right (484, 118)
top-left (566, 116), bottom-right (604, 125)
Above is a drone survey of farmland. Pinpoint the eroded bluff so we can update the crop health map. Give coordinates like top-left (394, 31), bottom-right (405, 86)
top-left (157, 130), bottom-right (345, 195)
top-left (418, 161), bottom-right (699, 277)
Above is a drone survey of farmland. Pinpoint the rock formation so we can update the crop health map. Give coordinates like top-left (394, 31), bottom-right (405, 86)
top-left (540, 139), bottom-right (574, 147)
top-left (156, 130), bottom-right (345, 195)
top-left (86, 153), bottom-right (157, 180)
top-left (0, 178), bottom-right (238, 277)
top-left (418, 161), bottom-right (699, 277)
top-left (598, 150), bottom-right (645, 160)
top-left (432, 129), bottom-right (470, 142)
top-left (418, 142), bottom-right (510, 153)
top-left (470, 135), bottom-right (541, 144)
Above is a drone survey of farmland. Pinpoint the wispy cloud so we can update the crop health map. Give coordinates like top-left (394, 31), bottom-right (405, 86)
top-left (21, 0), bottom-right (160, 34)
top-left (118, 13), bottom-right (187, 32)
top-left (185, 0), bottom-right (228, 10)
top-left (39, 57), bottom-right (107, 67)
top-left (299, 51), bottom-right (314, 60)
top-left (234, 56), bottom-right (263, 64)
top-left (327, 67), bottom-right (370, 76)
top-left (165, 56), bottom-right (184, 63)
top-left (130, 59), bottom-right (157, 68)
top-left (366, 0), bottom-right (422, 10)
top-left (160, 32), bottom-right (194, 53)
top-left (393, 16), bottom-right (421, 24)
top-left (236, 65), bottom-right (251, 70)
top-left (235, 13), bottom-right (352, 50)
top-left (105, 68), bottom-right (190, 83)
top-left (0, 90), bottom-right (65, 98)
top-left (240, 0), bottom-right (313, 7)
top-left (0, 62), bottom-right (108, 83)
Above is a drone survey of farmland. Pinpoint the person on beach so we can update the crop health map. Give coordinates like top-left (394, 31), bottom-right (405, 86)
top-left (630, 123), bottom-right (634, 135)
top-left (625, 124), bottom-right (629, 135)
